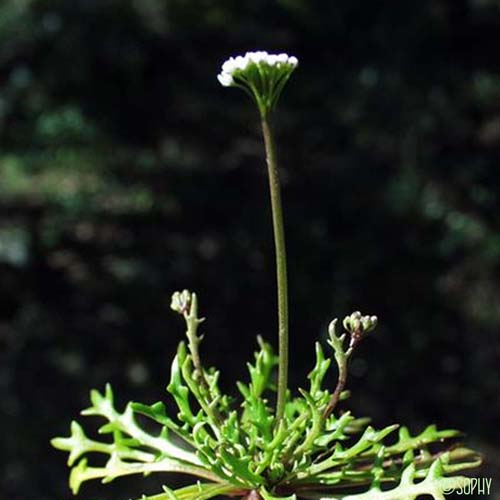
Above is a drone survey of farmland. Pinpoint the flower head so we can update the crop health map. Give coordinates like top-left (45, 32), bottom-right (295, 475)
top-left (217, 51), bottom-right (298, 116)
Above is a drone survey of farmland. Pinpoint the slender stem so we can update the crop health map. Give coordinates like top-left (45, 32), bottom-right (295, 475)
top-left (322, 359), bottom-right (347, 420)
top-left (260, 114), bottom-right (289, 422)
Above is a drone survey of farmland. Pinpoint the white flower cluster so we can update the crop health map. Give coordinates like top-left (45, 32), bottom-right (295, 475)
top-left (217, 51), bottom-right (299, 87)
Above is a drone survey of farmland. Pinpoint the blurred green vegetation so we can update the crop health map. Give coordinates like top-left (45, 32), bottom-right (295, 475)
top-left (1, 1), bottom-right (499, 499)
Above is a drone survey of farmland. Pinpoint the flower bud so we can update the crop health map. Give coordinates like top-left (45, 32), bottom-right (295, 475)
top-left (361, 315), bottom-right (378, 333)
top-left (170, 290), bottom-right (192, 315)
top-left (343, 311), bottom-right (378, 335)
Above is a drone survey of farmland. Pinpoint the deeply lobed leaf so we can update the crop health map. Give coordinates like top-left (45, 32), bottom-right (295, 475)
top-left (52, 318), bottom-right (481, 499)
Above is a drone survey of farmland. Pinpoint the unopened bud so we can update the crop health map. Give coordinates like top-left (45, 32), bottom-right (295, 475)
top-left (361, 315), bottom-right (378, 333)
top-left (343, 311), bottom-right (378, 335)
top-left (170, 290), bottom-right (192, 315)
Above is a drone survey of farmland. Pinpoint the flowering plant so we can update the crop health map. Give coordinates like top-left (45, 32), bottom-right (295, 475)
top-left (52, 51), bottom-right (481, 500)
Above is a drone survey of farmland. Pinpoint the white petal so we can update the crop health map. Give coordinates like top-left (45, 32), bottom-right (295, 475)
top-left (217, 73), bottom-right (234, 86)
top-left (248, 51), bottom-right (267, 63)
top-left (234, 55), bottom-right (248, 70)
top-left (222, 58), bottom-right (235, 73)
top-left (288, 56), bottom-right (298, 67)
top-left (267, 55), bottom-right (278, 65)
top-left (247, 52), bottom-right (258, 63)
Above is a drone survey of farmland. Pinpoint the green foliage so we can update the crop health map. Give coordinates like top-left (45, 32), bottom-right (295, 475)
top-left (52, 290), bottom-right (481, 500)
top-left (51, 49), bottom-right (482, 500)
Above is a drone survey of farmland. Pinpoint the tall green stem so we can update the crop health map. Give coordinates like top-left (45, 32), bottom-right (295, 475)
top-left (261, 115), bottom-right (289, 422)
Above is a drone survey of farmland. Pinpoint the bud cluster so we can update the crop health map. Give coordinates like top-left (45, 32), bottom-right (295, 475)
top-left (343, 311), bottom-right (378, 350)
top-left (170, 289), bottom-right (192, 316)
top-left (343, 311), bottom-right (378, 335)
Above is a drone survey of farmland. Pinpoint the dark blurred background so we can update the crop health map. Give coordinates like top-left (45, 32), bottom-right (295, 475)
top-left (1, 1), bottom-right (499, 499)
